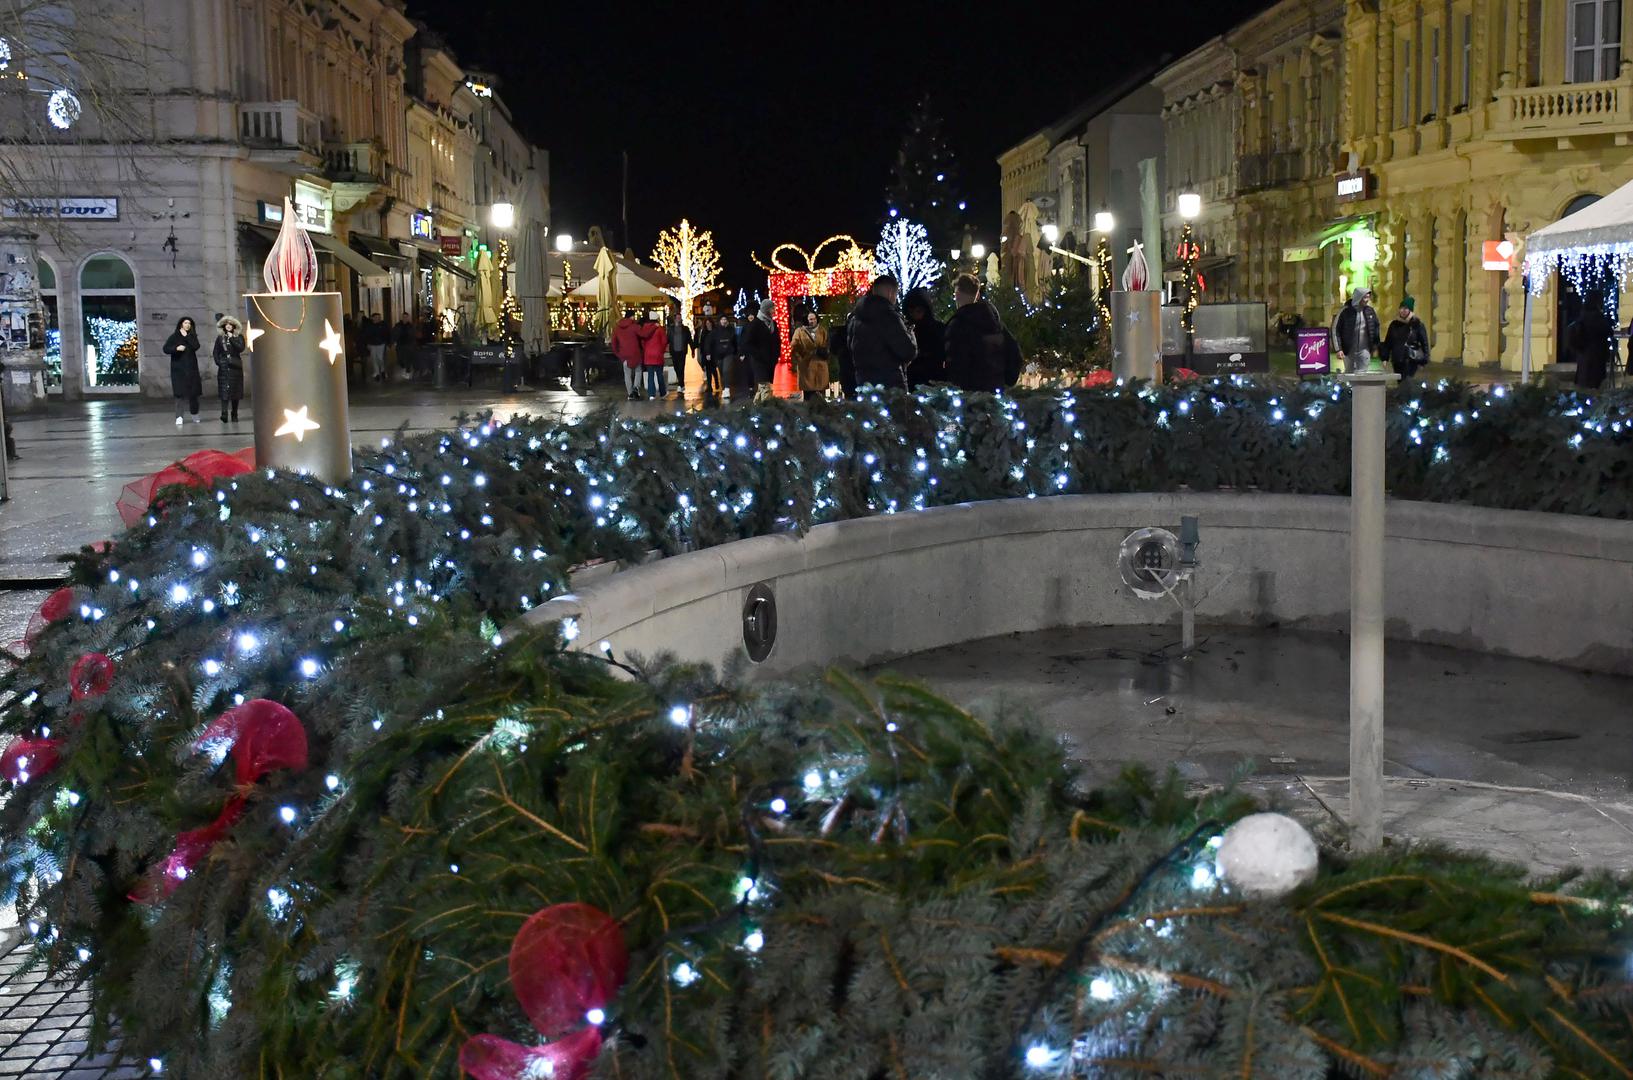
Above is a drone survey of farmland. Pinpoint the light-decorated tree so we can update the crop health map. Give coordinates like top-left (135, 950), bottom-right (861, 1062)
top-left (874, 218), bottom-right (942, 293)
top-left (650, 218), bottom-right (722, 334)
top-left (883, 93), bottom-right (967, 251)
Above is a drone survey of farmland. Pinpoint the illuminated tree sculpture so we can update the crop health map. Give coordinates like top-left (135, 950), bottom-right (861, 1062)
top-left (651, 219), bottom-right (722, 334)
top-left (874, 218), bottom-right (941, 294)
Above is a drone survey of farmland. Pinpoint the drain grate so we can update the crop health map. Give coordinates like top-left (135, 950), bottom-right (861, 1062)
top-left (1487, 730), bottom-right (1582, 745)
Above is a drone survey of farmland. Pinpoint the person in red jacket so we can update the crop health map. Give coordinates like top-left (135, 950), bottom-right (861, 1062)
top-left (610, 313), bottom-right (643, 400)
top-left (637, 316), bottom-right (667, 400)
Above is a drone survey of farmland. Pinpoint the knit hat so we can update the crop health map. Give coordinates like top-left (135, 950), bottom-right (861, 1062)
top-left (1400, 296), bottom-right (1415, 311)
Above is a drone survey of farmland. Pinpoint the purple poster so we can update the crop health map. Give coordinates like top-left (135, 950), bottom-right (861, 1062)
top-left (1295, 327), bottom-right (1331, 375)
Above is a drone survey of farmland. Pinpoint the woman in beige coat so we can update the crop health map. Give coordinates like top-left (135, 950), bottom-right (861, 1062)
top-left (791, 308), bottom-right (830, 401)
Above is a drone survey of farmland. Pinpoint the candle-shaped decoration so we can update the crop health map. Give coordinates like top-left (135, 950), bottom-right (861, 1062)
top-left (1112, 239), bottom-right (1161, 382)
top-left (243, 198), bottom-right (351, 481)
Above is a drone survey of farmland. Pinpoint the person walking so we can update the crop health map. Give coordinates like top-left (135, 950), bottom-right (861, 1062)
top-left (637, 315), bottom-right (667, 400)
top-left (163, 316), bottom-right (203, 424)
top-left (703, 314), bottom-right (736, 400)
top-left (1330, 286), bottom-right (1381, 373)
top-left (212, 315), bottom-right (246, 423)
top-left (1381, 296), bottom-right (1429, 382)
top-left (846, 273), bottom-right (915, 391)
top-left (902, 287), bottom-right (946, 389)
top-left (667, 302), bottom-right (692, 397)
top-left (790, 307), bottom-right (830, 401)
top-left (740, 298), bottom-right (780, 402)
top-left (610, 311), bottom-right (643, 400)
top-left (944, 273), bottom-right (1016, 393)
top-left (392, 312), bottom-right (416, 381)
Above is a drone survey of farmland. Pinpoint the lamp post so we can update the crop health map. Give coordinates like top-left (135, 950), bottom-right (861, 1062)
top-left (491, 202), bottom-right (523, 380)
top-left (554, 233), bottom-right (574, 253)
top-left (1176, 186), bottom-right (1202, 347)
top-left (1092, 210), bottom-right (1114, 331)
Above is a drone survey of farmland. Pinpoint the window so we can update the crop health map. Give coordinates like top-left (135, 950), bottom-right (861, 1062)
top-left (37, 258), bottom-right (60, 392)
top-left (1569, 0), bottom-right (1622, 82)
top-left (1398, 39), bottom-right (1414, 127)
top-left (78, 254), bottom-right (138, 390)
top-left (1429, 27), bottom-right (1441, 117)
top-left (1460, 13), bottom-right (1472, 107)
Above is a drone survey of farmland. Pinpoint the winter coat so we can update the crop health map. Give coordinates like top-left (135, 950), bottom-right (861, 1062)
top-left (611, 317), bottom-right (643, 369)
top-left (830, 317), bottom-right (855, 398)
top-left (392, 318), bottom-right (416, 351)
top-left (1381, 315), bottom-right (1429, 377)
top-left (1572, 307), bottom-right (1614, 389)
top-left (902, 289), bottom-right (946, 388)
top-left (704, 325), bottom-right (738, 367)
top-left (667, 320), bottom-right (692, 356)
top-left (637, 322), bottom-right (666, 367)
top-left (1331, 302), bottom-right (1381, 361)
top-left (364, 318), bottom-right (390, 348)
top-left (944, 299), bottom-right (1011, 393)
top-left (213, 325), bottom-right (246, 402)
top-left (742, 317), bottom-right (780, 384)
top-left (163, 327), bottom-right (203, 398)
top-left (791, 324), bottom-right (830, 392)
top-left (846, 292), bottom-right (914, 390)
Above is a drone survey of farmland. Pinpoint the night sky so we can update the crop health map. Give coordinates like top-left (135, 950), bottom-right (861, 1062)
top-left (407, 0), bottom-right (1267, 284)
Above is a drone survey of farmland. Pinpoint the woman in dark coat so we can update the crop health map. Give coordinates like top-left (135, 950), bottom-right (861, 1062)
top-left (1572, 293), bottom-right (1613, 390)
top-left (163, 316), bottom-right (203, 423)
top-left (213, 315), bottom-right (246, 422)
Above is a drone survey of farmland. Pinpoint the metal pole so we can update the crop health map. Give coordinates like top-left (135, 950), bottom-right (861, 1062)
top-left (1345, 371), bottom-right (1398, 852)
top-left (0, 384), bottom-right (9, 502)
top-left (1521, 283), bottom-right (1534, 382)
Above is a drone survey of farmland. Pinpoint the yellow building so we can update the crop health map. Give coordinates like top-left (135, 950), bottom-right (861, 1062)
top-left (1341, 0), bottom-right (1633, 369)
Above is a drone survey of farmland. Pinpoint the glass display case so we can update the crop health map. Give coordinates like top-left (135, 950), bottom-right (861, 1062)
top-left (1160, 302), bottom-right (1270, 374)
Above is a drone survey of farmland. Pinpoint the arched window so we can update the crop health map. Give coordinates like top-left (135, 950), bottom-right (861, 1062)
top-left (37, 257), bottom-right (61, 392)
top-left (79, 253), bottom-right (139, 389)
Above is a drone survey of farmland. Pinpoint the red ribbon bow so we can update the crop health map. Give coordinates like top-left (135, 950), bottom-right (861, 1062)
top-left (0, 651), bottom-right (116, 786)
top-left (133, 699), bottom-right (307, 902)
top-left (116, 448), bottom-right (256, 529)
top-left (460, 903), bottom-right (629, 1080)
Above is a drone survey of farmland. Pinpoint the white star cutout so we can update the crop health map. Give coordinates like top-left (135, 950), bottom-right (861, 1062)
top-left (319, 320), bottom-right (343, 365)
top-left (273, 406), bottom-right (321, 442)
top-left (1125, 308), bottom-right (1141, 324)
top-left (245, 326), bottom-right (265, 351)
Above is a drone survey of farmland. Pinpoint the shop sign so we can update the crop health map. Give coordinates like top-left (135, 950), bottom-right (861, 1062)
top-left (1283, 245), bottom-right (1320, 263)
top-left (410, 211), bottom-right (435, 240)
top-left (292, 181), bottom-right (332, 234)
top-left (1335, 170), bottom-right (1370, 203)
top-left (1, 197), bottom-right (119, 220)
top-left (1295, 327), bottom-right (1331, 375)
top-left (257, 200), bottom-right (283, 224)
top-left (1481, 239), bottom-right (1515, 271)
top-left (439, 235), bottom-right (464, 257)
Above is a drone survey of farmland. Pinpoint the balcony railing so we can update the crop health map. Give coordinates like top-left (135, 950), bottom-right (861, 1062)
top-left (239, 101), bottom-right (322, 154)
top-left (1490, 74), bottom-right (1633, 139)
top-left (323, 141), bottom-right (384, 183)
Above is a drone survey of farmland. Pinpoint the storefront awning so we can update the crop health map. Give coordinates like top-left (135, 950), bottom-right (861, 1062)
top-left (418, 249), bottom-right (476, 283)
top-left (239, 224), bottom-right (391, 287)
top-left (349, 232), bottom-right (408, 264)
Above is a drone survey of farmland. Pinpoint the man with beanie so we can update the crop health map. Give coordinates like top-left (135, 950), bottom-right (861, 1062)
top-left (741, 297), bottom-right (781, 401)
top-left (1330, 286), bottom-right (1381, 373)
top-left (1382, 295), bottom-right (1430, 381)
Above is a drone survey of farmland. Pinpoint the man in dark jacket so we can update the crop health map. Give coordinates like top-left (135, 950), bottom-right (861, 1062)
top-left (365, 313), bottom-right (390, 381)
top-left (1330, 287), bottom-right (1381, 373)
top-left (667, 302), bottom-right (692, 397)
top-left (1381, 296), bottom-right (1429, 381)
top-left (902, 287), bottom-right (946, 388)
top-left (741, 298), bottom-right (781, 401)
top-left (392, 312), bottom-right (416, 380)
top-left (846, 273), bottom-right (915, 390)
top-left (943, 273), bottom-right (1013, 393)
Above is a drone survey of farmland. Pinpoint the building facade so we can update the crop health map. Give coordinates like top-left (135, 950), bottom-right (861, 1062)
top-left (6, 0), bottom-right (547, 400)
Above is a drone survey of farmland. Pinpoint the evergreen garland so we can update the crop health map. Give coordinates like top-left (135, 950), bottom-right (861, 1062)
top-left (1, 382), bottom-right (1631, 1077)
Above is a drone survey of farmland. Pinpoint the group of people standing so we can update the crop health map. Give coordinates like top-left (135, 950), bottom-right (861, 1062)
top-left (163, 314), bottom-right (245, 425)
top-left (616, 271), bottom-right (1020, 405)
top-left (1330, 287), bottom-right (1430, 379)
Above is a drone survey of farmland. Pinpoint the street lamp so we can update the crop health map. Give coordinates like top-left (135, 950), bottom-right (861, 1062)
top-left (490, 202), bottom-right (520, 356)
top-left (1177, 189), bottom-right (1202, 220)
top-left (553, 233), bottom-right (574, 253)
top-left (950, 247), bottom-right (962, 261)
top-left (1041, 223), bottom-right (1059, 246)
top-left (489, 202), bottom-right (515, 230)
top-left (970, 242), bottom-right (986, 260)
top-left (1093, 210), bottom-right (1115, 234)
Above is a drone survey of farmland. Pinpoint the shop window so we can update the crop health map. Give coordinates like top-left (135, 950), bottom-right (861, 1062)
top-left (1569, 0), bottom-right (1622, 82)
top-left (1460, 12), bottom-right (1472, 108)
top-left (37, 258), bottom-right (60, 392)
top-left (79, 253), bottom-right (139, 390)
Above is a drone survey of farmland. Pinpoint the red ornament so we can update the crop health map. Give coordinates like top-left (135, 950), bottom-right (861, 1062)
top-left (1082, 369), bottom-right (1115, 389)
top-left (195, 698), bottom-right (308, 786)
top-left (69, 653), bottom-right (115, 701)
top-left (116, 448), bottom-right (256, 529)
top-left (19, 587), bottom-right (78, 654)
top-left (0, 737), bottom-right (64, 784)
top-left (460, 903), bottom-right (628, 1080)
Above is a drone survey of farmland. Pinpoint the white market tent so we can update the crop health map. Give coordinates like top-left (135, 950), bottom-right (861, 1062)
top-left (1521, 178), bottom-right (1633, 378)
top-left (566, 259), bottom-right (682, 301)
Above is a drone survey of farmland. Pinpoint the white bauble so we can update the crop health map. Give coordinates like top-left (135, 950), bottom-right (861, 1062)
top-left (1213, 813), bottom-right (1319, 898)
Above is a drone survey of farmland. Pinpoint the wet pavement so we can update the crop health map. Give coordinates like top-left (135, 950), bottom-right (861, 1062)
top-left (879, 624), bottom-right (1633, 874)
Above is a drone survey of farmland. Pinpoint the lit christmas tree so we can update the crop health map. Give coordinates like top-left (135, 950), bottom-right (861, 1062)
top-left (1178, 224), bottom-right (1202, 340)
top-left (883, 93), bottom-right (966, 252)
top-left (651, 219), bottom-right (723, 334)
top-left (873, 218), bottom-right (941, 293)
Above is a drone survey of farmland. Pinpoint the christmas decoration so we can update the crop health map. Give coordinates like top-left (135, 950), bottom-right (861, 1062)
top-left (46, 87), bottom-right (80, 129)
top-left (651, 219), bottom-right (723, 334)
top-left (873, 218), bottom-right (941, 294)
top-left (68, 652), bottom-right (115, 701)
top-left (1092, 232), bottom-right (1113, 333)
top-left (752, 236), bottom-right (873, 392)
top-left (1214, 812), bottom-right (1320, 898)
top-left (1177, 223), bottom-right (1202, 339)
top-left (115, 448), bottom-right (257, 528)
top-left (883, 93), bottom-right (966, 250)
top-left (1122, 239), bottom-right (1151, 292)
top-left (461, 903), bottom-right (628, 1080)
top-left (22, 586), bottom-right (76, 652)
top-left (243, 198), bottom-right (351, 481)
top-left (0, 384), bottom-right (1630, 1076)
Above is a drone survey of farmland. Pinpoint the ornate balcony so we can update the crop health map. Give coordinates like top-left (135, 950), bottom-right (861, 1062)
top-left (323, 141), bottom-right (387, 212)
top-left (239, 101), bottom-right (322, 171)
top-left (1488, 73), bottom-right (1633, 146)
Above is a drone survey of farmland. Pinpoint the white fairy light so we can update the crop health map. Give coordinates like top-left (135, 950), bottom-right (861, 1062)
top-left (669, 705), bottom-right (690, 726)
top-left (278, 806), bottom-right (297, 824)
top-left (672, 962), bottom-right (699, 986)
top-left (1088, 975), bottom-right (1116, 1001)
top-left (769, 797), bottom-right (788, 814)
top-left (1024, 1044), bottom-right (1059, 1069)
top-left (585, 1008), bottom-right (606, 1025)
